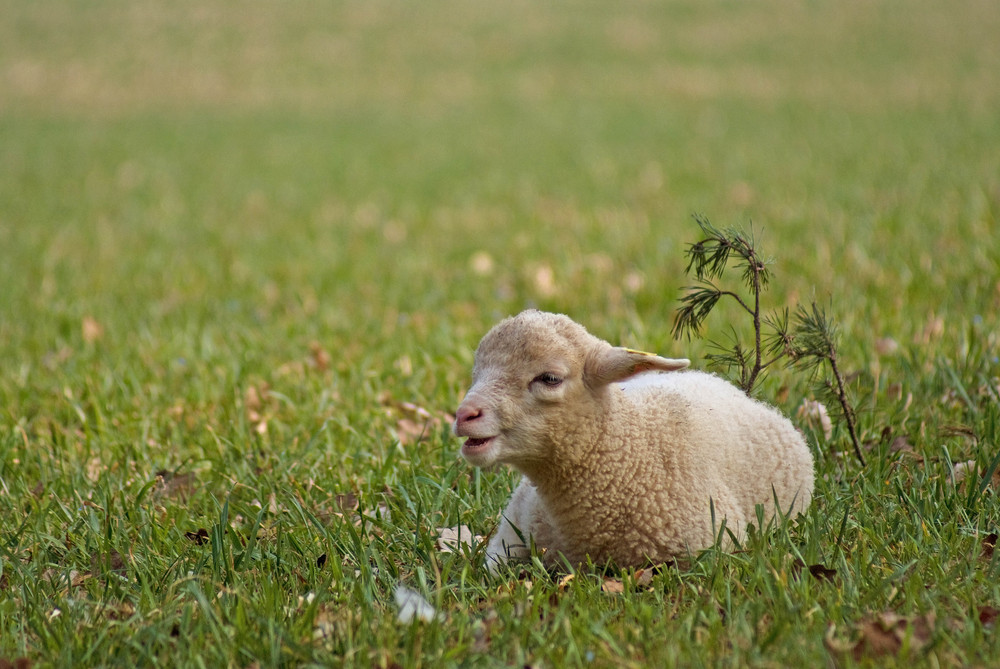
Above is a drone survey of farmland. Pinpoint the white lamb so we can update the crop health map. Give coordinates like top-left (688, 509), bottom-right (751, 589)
top-left (453, 310), bottom-right (814, 572)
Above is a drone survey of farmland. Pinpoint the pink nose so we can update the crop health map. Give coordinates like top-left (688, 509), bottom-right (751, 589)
top-left (455, 405), bottom-right (482, 426)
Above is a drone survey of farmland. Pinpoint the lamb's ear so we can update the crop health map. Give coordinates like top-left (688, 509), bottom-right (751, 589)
top-left (584, 346), bottom-right (689, 388)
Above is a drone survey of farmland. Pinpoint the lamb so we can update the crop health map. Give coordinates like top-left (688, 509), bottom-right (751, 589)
top-left (453, 310), bottom-right (814, 572)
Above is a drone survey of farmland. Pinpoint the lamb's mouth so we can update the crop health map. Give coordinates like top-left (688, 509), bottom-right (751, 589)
top-left (462, 436), bottom-right (495, 455)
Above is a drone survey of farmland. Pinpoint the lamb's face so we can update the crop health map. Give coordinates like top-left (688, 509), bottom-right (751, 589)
top-left (453, 311), bottom-right (596, 468)
top-left (453, 310), bottom-right (689, 469)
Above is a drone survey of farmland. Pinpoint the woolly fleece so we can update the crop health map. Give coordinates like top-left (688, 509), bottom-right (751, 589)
top-left (454, 310), bottom-right (815, 571)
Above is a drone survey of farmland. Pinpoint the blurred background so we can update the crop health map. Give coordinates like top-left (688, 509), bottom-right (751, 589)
top-left (2, 0), bottom-right (998, 401)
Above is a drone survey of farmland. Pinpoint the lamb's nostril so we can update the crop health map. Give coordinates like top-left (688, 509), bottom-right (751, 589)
top-left (456, 406), bottom-right (482, 424)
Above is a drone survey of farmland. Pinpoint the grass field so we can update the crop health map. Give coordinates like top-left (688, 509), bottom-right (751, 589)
top-left (2, 1), bottom-right (999, 666)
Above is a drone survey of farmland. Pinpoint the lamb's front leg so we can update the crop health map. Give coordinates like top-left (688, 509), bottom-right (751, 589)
top-left (485, 477), bottom-right (556, 573)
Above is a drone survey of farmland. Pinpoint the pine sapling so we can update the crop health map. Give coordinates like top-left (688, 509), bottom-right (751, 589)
top-left (672, 215), bottom-right (865, 466)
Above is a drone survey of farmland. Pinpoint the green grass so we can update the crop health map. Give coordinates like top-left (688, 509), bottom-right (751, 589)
top-left (1, 0), bottom-right (999, 666)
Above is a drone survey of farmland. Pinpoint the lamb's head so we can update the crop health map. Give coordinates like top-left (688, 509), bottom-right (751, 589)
top-left (453, 310), bottom-right (689, 469)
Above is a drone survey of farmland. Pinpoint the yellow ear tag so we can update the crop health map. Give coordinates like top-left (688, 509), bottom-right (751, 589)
top-left (625, 348), bottom-right (656, 356)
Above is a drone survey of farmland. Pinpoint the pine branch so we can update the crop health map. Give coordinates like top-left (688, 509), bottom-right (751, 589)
top-left (786, 302), bottom-right (866, 467)
top-left (672, 215), bottom-right (866, 468)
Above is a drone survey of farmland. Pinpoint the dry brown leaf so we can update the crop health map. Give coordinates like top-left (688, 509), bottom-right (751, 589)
top-left (154, 470), bottom-right (197, 500)
top-left (889, 436), bottom-right (923, 462)
top-left (185, 528), bottom-right (210, 545)
top-left (436, 525), bottom-right (480, 553)
top-left (335, 492), bottom-right (359, 513)
top-left (808, 563), bottom-right (838, 582)
top-left (979, 605), bottom-right (999, 627)
top-left (846, 611), bottom-right (935, 660)
top-left (244, 385), bottom-right (271, 434)
top-left (982, 532), bottom-right (997, 561)
top-left (245, 386), bottom-right (263, 413)
top-left (791, 558), bottom-right (837, 582)
top-left (633, 568), bottom-right (654, 587)
top-left (0, 658), bottom-right (33, 669)
top-left (953, 461), bottom-right (1000, 489)
top-left (309, 341), bottom-right (331, 372)
top-left (395, 419), bottom-right (427, 445)
top-left (601, 577), bottom-right (625, 594)
top-left (81, 316), bottom-right (103, 343)
top-left (85, 457), bottom-right (104, 483)
top-left (557, 573), bottom-right (575, 589)
top-left (889, 436), bottom-right (915, 454)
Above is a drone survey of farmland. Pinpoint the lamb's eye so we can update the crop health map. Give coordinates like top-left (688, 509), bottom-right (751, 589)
top-left (534, 373), bottom-right (563, 388)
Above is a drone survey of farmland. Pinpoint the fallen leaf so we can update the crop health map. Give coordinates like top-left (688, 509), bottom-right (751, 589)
top-left (244, 384), bottom-right (271, 433)
top-left (889, 436), bottom-right (923, 463)
top-left (982, 533), bottom-right (997, 561)
top-left (633, 568), bottom-right (654, 587)
top-left (889, 436), bottom-right (915, 455)
top-left (436, 525), bottom-right (480, 553)
top-left (601, 578), bottom-right (625, 594)
top-left (245, 385), bottom-right (263, 412)
top-left (91, 549), bottom-right (127, 576)
top-left (85, 457), bottom-right (104, 482)
top-left (185, 528), bottom-right (210, 545)
top-left (335, 492), bottom-right (359, 512)
top-left (979, 605), bottom-right (999, 627)
top-left (557, 574), bottom-right (575, 589)
top-left (808, 563), bottom-right (838, 582)
top-left (154, 470), bottom-right (197, 500)
top-left (309, 341), bottom-right (331, 372)
top-left (395, 418), bottom-right (428, 445)
top-left (916, 315), bottom-right (944, 344)
top-left (848, 611), bottom-right (935, 660)
top-left (953, 462), bottom-right (1000, 490)
top-left (0, 658), bottom-right (32, 669)
top-left (394, 584), bottom-right (439, 623)
top-left (81, 316), bottom-right (103, 343)
top-left (798, 400), bottom-right (832, 441)
top-left (791, 558), bottom-right (836, 581)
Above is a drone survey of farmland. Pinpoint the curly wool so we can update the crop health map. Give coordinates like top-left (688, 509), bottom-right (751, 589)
top-left (453, 310), bottom-right (815, 572)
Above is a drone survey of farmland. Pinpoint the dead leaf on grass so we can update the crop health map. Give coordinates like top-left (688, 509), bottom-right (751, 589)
top-left (185, 528), bottom-right (210, 545)
top-left (381, 397), bottom-right (453, 446)
top-left (335, 492), bottom-right (359, 513)
top-left (633, 567), bottom-right (654, 587)
top-left (889, 436), bottom-right (915, 455)
top-left (791, 558), bottom-right (838, 582)
top-left (827, 611), bottom-right (936, 661)
top-left (601, 577), bottom-right (625, 594)
top-left (81, 316), bottom-right (104, 343)
top-left (0, 657), bottom-right (32, 669)
top-left (979, 605), bottom-right (999, 627)
top-left (982, 532), bottom-right (997, 561)
top-left (436, 525), bottom-right (480, 553)
top-left (952, 461), bottom-right (1000, 490)
top-left (808, 563), bottom-right (838, 582)
top-left (309, 341), bottom-right (331, 372)
top-left (557, 573), bottom-right (575, 590)
top-left (244, 384), bottom-right (272, 434)
top-left (154, 470), bottom-right (197, 500)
